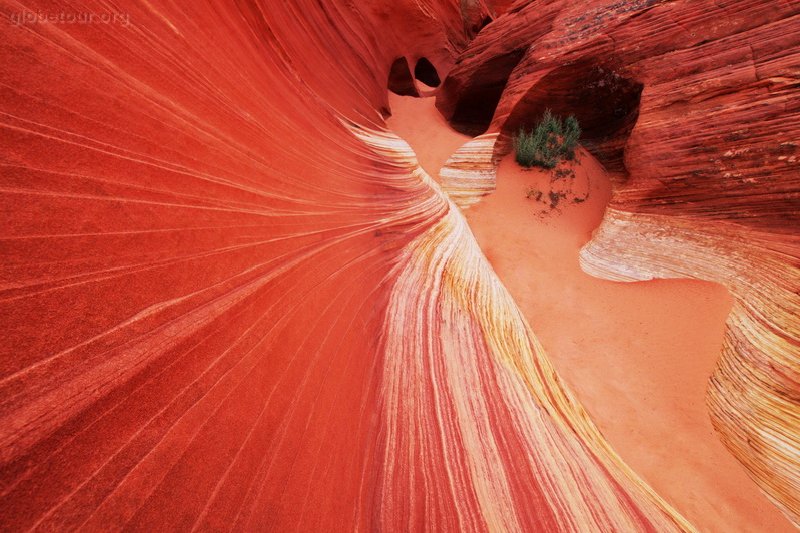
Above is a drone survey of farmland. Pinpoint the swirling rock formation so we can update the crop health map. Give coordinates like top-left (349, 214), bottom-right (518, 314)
top-left (0, 2), bottom-right (457, 530)
top-left (439, 0), bottom-right (800, 526)
top-left (1, 1), bottom-right (796, 532)
top-left (0, 0), bottom-right (686, 530)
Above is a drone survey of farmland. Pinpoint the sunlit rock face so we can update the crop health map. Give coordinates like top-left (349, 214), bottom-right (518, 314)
top-left (0, 3), bottom-right (441, 530)
top-left (439, 0), bottom-right (800, 525)
top-left (0, 1), bottom-right (691, 531)
top-left (0, 1), bottom-right (796, 532)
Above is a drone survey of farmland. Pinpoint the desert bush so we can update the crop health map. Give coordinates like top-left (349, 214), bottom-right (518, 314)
top-left (514, 128), bottom-right (539, 167)
top-left (513, 110), bottom-right (581, 168)
top-left (561, 115), bottom-right (581, 160)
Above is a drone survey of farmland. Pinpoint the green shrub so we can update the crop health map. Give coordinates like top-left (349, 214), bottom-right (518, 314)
top-left (513, 110), bottom-right (581, 168)
top-left (561, 115), bottom-right (581, 160)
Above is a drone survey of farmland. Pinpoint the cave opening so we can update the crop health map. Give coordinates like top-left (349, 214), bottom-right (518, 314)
top-left (443, 49), bottom-right (526, 136)
top-left (388, 57), bottom-right (419, 97)
top-left (503, 61), bottom-right (643, 175)
top-left (414, 57), bottom-right (441, 87)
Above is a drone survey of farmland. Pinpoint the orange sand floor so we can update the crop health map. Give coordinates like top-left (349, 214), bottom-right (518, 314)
top-left (386, 92), bottom-right (793, 532)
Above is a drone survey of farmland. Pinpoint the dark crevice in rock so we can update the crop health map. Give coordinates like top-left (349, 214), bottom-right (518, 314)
top-left (414, 57), bottom-right (441, 87)
top-left (470, 15), bottom-right (493, 37)
top-left (439, 48), bottom-right (526, 136)
top-left (388, 57), bottom-right (419, 97)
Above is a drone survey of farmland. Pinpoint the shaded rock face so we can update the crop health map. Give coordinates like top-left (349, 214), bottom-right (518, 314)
top-left (439, 0), bottom-right (800, 225)
top-left (469, 15), bottom-right (494, 38)
top-left (439, 0), bottom-right (800, 525)
top-left (388, 57), bottom-right (420, 97)
top-left (503, 60), bottom-right (644, 174)
top-left (414, 56), bottom-right (442, 86)
top-left (440, 48), bottom-right (526, 135)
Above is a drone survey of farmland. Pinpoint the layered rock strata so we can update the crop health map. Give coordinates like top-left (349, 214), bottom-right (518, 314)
top-left (438, 0), bottom-right (800, 525)
top-left (0, 0), bottom-right (708, 530)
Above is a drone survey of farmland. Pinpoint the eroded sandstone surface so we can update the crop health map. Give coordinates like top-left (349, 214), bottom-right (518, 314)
top-left (0, 1), bottom-right (797, 531)
top-left (439, 0), bottom-right (800, 526)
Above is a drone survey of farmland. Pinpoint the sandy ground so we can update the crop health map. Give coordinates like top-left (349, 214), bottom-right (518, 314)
top-left (386, 92), bottom-right (793, 532)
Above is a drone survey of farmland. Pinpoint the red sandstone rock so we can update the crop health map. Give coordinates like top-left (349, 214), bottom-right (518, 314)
top-left (440, 0), bottom-right (800, 218)
top-left (0, 0), bottom-right (692, 529)
top-left (1, 0), bottom-right (797, 531)
top-left (388, 57), bottom-right (420, 97)
top-left (0, 2), bottom-right (448, 530)
top-left (439, 0), bottom-right (800, 525)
